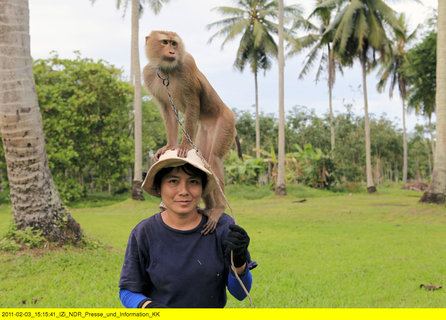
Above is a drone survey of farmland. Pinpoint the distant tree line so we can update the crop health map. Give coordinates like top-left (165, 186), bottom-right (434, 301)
top-left (233, 106), bottom-right (433, 189)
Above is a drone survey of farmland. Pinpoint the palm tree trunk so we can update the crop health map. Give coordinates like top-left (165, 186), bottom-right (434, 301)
top-left (0, 0), bottom-right (81, 243)
top-left (131, 0), bottom-right (144, 200)
top-left (276, 0), bottom-right (286, 195)
top-left (402, 99), bottom-right (408, 183)
top-left (425, 138), bottom-right (433, 176)
top-left (428, 115), bottom-right (435, 162)
top-left (421, 0), bottom-right (446, 203)
top-left (360, 57), bottom-right (376, 193)
top-left (254, 69), bottom-right (260, 159)
top-left (328, 71), bottom-right (335, 154)
top-left (328, 46), bottom-right (335, 154)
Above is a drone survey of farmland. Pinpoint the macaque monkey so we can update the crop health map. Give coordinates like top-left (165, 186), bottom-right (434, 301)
top-left (143, 30), bottom-right (240, 234)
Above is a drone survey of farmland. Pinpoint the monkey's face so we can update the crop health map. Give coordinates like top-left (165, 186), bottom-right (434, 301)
top-left (146, 31), bottom-right (183, 71)
top-left (160, 39), bottom-right (178, 62)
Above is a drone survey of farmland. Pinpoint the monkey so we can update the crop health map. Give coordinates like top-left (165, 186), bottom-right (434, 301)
top-left (143, 30), bottom-right (240, 234)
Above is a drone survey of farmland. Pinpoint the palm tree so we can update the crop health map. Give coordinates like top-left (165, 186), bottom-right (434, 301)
top-left (321, 0), bottom-right (403, 193)
top-left (421, 0), bottom-right (446, 203)
top-left (91, 0), bottom-right (169, 200)
top-left (276, 0), bottom-right (286, 195)
top-left (207, 0), bottom-right (302, 159)
top-left (288, 0), bottom-right (341, 154)
top-left (0, 0), bottom-right (82, 244)
top-left (377, 14), bottom-right (417, 184)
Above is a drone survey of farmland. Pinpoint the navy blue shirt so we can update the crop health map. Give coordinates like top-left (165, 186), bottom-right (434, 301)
top-left (119, 213), bottom-right (255, 308)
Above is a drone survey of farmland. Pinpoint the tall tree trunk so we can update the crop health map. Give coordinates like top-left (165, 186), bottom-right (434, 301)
top-left (328, 46), bottom-right (335, 154)
top-left (425, 138), bottom-right (433, 176)
top-left (402, 99), bottom-right (408, 183)
top-left (275, 0), bottom-right (286, 195)
top-left (360, 57), bottom-right (376, 193)
top-left (131, 0), bottom-right (144, 200)
top-left (0, 0), bottom-right (81, 243)
top-left (328, 77), bottom-right (335, 154)
top-left (421, 0), bottom-right (446, 203)
top-left (428, 115), bottom-right (435, 162)
top-left (254, 69), bottom-right (260, 159)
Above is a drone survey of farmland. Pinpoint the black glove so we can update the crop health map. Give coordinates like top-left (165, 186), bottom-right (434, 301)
top-left (139, 299), bottom-right (168, 308)
top-left (223, 224), bottom-right (250, 268)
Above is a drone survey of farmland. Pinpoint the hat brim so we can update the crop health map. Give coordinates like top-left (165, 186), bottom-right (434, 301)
top-left (142, 149), bottom-right (218, 197)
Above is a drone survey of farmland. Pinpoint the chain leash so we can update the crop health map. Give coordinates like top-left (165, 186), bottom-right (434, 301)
top-left (156, 68), bottom-right (253, 308)
top-left (156, 69), bottom-right (236, 223)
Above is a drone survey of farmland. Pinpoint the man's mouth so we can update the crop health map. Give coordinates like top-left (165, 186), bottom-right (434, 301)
top-left (175, 199), bottom-right (191, 205)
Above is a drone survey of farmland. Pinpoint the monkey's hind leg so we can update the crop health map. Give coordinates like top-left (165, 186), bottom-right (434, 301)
top-left (200, 189), bottom-right (225, 235)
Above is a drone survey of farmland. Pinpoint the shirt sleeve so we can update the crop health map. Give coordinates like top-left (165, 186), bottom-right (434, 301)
top-left (227, 268), bottom-right (253, 301)
top-left (119, 229), bottom-right (151, 294)
top-left (119, 288), bottom-right (149, 308)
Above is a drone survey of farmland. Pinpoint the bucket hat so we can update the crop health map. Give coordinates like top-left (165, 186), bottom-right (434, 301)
top-left (142, 149), bottom-right (218, 197)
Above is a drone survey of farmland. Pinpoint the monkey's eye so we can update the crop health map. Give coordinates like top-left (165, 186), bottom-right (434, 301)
top-left (171, 41), bottom-right (178, 47)
top-left (161, 40), bottom-right (169, 45)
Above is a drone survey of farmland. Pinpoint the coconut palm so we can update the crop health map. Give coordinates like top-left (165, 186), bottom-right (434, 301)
top-left (421, 0), bottom-right (446, 203)
top-left (276, 0), bottom-right (286, 195)
top-left (91, 0), bottom-right (169, 200)
top-left (207, 0), bottom-right (302, 159)
top-left (288, 0), bottom-right (342, 154)
top-left (321, 0), bottom-right (403, 193)
top-left (377, 14), bottom-right (417, 184)
top-left (0, 0), bottom-right (82, 243)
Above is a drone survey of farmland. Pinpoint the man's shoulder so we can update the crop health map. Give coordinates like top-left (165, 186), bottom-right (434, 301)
top-left (131, 213), bottom-right (160, 233)
top-left (215, 213), bottom-right (234, 234)
top-left (219, 213), bottom-right (234, 225)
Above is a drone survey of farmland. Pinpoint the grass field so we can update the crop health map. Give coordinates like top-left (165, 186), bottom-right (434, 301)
top-left (0, 185), bottom-right (445, 308)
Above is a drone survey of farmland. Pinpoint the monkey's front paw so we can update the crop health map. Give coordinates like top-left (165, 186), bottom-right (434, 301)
top-left (176, 145), bottom-right (191, 158)
top-left (154, 146), bottom-right (174, 161)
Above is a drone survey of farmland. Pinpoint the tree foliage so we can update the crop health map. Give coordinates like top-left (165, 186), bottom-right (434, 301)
top-left (230, 105), bottom-right (432, 188)
top-left (404, 31), bottom-right (437, 118)
top-left (33, 53), bottom-right (134, 202)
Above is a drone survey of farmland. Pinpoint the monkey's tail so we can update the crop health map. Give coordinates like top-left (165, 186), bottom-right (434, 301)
top-left (235, 135), bottom-right (243, 160)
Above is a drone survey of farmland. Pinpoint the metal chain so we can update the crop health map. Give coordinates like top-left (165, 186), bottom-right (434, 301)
top-left (156, 68), bottom-right (253, 308)
top-left (156, 68), bottom-right (236, 223)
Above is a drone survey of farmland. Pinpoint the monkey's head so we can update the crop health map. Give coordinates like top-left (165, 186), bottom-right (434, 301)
top-left (145, 31), bottom-right (185, 72)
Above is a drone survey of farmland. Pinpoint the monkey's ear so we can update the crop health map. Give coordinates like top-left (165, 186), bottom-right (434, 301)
top-left (145, 36), bottom-right (150, 44)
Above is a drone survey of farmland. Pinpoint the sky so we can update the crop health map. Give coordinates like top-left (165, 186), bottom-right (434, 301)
top-left (29, 0), bottom-right (438, 133)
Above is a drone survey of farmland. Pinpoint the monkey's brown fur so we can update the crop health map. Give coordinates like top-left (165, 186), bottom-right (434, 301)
top-left (143, 30), bottom-right (238, 234)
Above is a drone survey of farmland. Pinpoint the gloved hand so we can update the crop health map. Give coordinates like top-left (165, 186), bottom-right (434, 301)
top-left (223, 224), bottom-right (250, 268)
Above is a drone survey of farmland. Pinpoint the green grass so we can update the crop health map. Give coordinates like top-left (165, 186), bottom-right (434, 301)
top-left (0, 186), bottom-right (445, 307)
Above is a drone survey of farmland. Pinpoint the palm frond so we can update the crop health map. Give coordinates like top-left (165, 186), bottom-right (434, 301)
top-left (314, 52), bottom-right (329, 82)
top-left (298, 42), bottom-right (323, 79)
top-left (210, 6), bottom-right (246, 17)
top-left (338, 0), bottom-right (364, 52)
top-left (208, 19), bottom-right (250, 48)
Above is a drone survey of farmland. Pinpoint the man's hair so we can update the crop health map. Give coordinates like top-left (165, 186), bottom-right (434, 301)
top-left (153, 163), bottom-right (208, 192)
